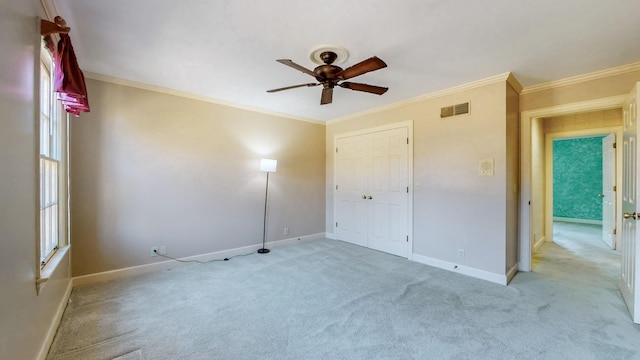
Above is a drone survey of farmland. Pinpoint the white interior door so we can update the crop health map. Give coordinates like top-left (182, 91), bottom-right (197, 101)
top-left (602, 133), bottom-right (616, 249)
top-left (336, 134), bottom-right (368, 247)
top-left (335, 126), bottom-right (410, 258)
top-left (621, 82), bottom-right (640, 324)
top-left (367, 128), bottom-right (409, 257)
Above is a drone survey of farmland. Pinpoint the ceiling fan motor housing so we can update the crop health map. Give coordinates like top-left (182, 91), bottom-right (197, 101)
top-left (314, 51), bottom-right (343, 85)
top-left (315, 66), bottom-right (342, 83)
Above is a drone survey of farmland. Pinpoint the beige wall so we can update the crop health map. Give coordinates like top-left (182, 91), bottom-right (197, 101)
top-left (543, 108), bottom-right (622, 133)
top-left (70, 79), bottom-right (326, 276)
top-left (0, 2), bottom-right (72, 359)
top-left (505, 83), bottom-right (520, 272)
top-left (327, 80), bottom-right (512, 276)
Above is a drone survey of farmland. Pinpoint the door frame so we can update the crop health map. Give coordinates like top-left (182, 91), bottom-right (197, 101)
top-left (333, 120), bottom-right (414, 259)
top-left (519, 95), bottom-right (627, 271)
top-left (543, 128), bottom-right (623, 249)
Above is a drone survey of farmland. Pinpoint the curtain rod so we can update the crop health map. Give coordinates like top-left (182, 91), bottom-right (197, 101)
top-left (41, 16), bottom-right (70, 36)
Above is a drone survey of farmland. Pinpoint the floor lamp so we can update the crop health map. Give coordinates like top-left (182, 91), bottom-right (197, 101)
top-left (258, 159), bottom-right (277, 254)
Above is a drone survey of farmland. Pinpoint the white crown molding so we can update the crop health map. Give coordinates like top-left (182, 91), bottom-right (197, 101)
top-left (84, 72), bottom-right (327, 125)
top-left (87, 62), bottom-right (639, 125)
top-left (521, 62), bottom-right (640, 95)
top-left (328, 72), bottom-right (513, 124)
top-left (507, 72), bottom-right (523, 93)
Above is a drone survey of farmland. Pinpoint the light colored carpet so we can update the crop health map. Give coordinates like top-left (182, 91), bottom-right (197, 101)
top-left (47, 226), bottom-right (640, 359)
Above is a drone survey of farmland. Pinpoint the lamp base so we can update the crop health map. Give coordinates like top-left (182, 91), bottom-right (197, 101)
top-left (257, 248), bottom-right (270, 254)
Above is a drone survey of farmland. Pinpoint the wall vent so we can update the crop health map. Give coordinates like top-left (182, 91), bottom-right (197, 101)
top-left (440, 102), bottom-right (470, 118)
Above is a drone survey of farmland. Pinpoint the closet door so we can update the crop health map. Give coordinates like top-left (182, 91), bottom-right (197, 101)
top-left (368, 127), bottom-right (409, 257)
top-left (335, 126), bottom-right (409, 258)
top-left (336, 134), bottom-right (368, 247)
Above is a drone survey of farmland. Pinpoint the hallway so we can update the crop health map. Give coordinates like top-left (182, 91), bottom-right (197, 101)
top-left (532, 221), bottom-right (621, 289)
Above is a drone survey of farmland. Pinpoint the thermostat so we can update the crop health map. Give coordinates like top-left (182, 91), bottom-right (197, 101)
top-left (479, 159), bottom-right (494, 176)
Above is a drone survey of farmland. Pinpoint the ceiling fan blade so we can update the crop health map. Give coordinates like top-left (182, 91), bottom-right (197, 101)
top-left (267, 83), bottom-right (319, 93)
top-left (337, 56), bottom-right (387, 80)
top-left (320, 87), bottom-right (333, 105)
top-left (339, 82), bottom-right (388, 95)
top-left (276, 59), bottom-right (317, 77)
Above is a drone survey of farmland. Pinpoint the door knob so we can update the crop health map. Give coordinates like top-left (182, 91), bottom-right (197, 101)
top-left (623, 212), bottom-right (637, 220)
top-left (598, 194), bottom-right (605, 198)
top-left (362, 195), bottom-right (367, 199)
top-left (367, 195), bottom-right (372, 200)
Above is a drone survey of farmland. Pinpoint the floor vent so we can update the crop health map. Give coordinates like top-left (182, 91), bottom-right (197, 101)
top-left (441, 102), bottom-right (470, 118)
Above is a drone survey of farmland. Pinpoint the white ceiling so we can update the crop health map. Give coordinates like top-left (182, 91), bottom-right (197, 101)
top-left (54, 0), bottom-right (640, 122)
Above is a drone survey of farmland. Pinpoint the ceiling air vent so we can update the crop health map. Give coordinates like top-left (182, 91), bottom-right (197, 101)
top-left (440, 102), bottom-right (470, 118)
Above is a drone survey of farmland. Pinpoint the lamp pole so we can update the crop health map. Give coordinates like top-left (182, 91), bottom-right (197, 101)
top-left (258, 170), bottom-right (271, 254)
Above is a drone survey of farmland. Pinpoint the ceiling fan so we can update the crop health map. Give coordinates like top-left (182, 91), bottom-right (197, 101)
top-left (267, 50), bottom-right (388, 105)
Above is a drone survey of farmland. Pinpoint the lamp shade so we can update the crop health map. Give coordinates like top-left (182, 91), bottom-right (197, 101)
top-left (260, 158), bottom-right (277, 172)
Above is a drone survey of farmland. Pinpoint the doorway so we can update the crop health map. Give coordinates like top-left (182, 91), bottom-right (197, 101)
top-left (521, 87), bottom-right (640, 324)
top-left (520, 100), bottom-right (626, 272)
top-left (531, 112), bottom-right (623, 276)
top-left (544, 129), bottom-right (622, 249)
top-left (529, 115), bottom-right (625, 322)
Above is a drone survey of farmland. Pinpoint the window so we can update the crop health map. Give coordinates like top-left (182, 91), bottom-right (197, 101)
top-left (38, 37), bottom-right (69, 280)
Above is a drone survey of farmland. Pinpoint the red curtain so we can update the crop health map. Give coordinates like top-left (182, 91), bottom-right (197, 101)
top-left (52, 34), bottom-right (90, 117)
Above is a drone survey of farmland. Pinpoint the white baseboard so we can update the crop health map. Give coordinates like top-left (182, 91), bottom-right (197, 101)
top-left (72, 233), bottom-right (326, 287)
top-left (412, 253), bottom-right (508, 285)
top-left (37, 280), bottom-right (72, 360)
top-left (553, 217), bottom-right (602, 225)
top-left (325, 232), bottom-right (337, 240)
top-left (268, 232), bottom-right (326, 247)
top-left (533, 236), bottom-right (546, 251)
top-left (506, 262), bottom-right (519, 284)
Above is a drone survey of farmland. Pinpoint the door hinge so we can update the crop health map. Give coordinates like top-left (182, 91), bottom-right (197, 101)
top-left (336, 185), bottom-right (338, 190)
top-left (407, 186), bottom-right (409, 193)
top-left (336, 147), bottom-right (338, 153)
top-left (336, 222), bottom-right (338, 227)
top-left (613, 142), bottom-right (617, 149)
top-left (406, 138), bottom-right (409, 145)
top-left (613, 228), bottom-right (617, 235)
top-left (406, 235), bottom-right (409, 242)
top-left (613, 185), bottom-right (617, 192)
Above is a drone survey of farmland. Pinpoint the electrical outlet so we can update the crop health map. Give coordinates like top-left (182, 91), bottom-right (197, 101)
top-left (151, 247), bottom-right (159, 257)
top-left (159, 245), bottom-right (167, 255)
top-left (457, 248), bottom-right (465, 259)
top-left (284, 227), bottom-right (289, 236)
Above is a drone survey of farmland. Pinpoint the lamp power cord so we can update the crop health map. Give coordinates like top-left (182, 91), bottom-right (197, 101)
top-left (152, 249), bottom-right (256, 264)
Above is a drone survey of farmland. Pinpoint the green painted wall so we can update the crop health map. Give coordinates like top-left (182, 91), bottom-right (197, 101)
top-left (553, 136), bottom-right (604, 220)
